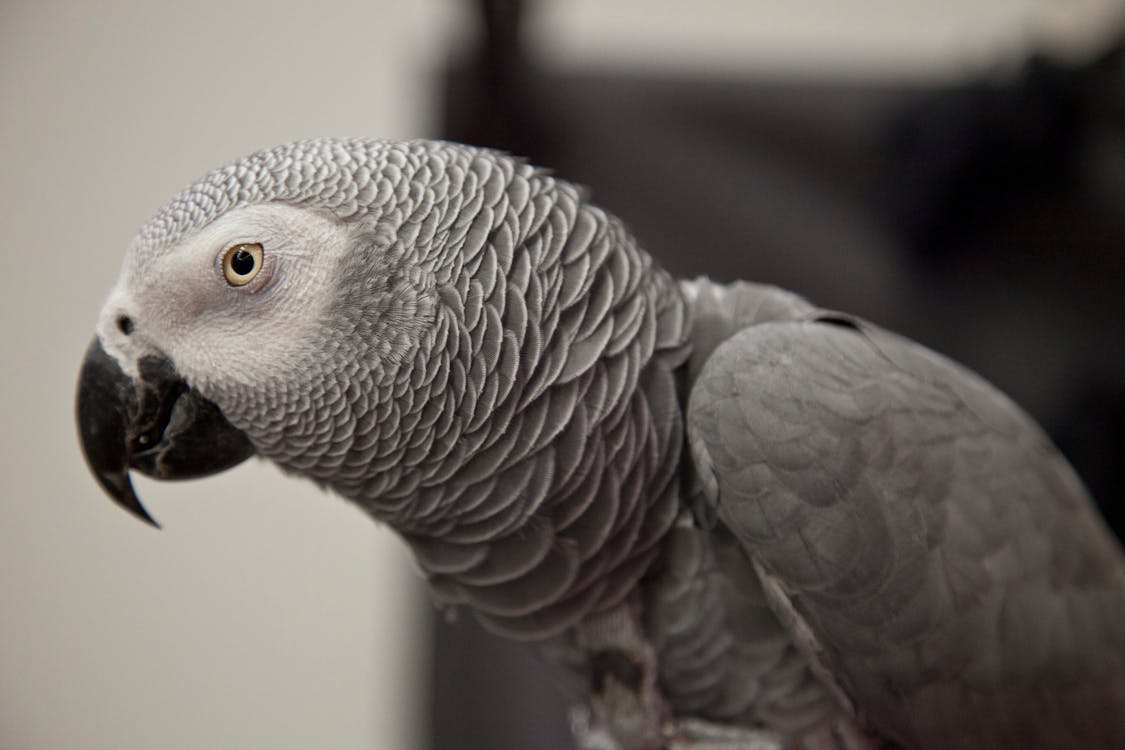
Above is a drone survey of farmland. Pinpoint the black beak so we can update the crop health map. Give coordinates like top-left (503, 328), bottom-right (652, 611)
top-left (75, 337), bottom-right (255, 527)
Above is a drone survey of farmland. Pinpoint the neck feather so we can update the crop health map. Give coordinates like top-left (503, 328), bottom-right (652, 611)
top-left (356, 171), bottom-right (692, 638)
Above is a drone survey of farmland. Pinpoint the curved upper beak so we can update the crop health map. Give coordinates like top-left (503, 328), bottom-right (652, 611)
top-left (75, 337), bottom-right (255, 527)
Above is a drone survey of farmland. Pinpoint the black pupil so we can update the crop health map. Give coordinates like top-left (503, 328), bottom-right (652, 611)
top-left (231, 248), bottom-right (256, 276)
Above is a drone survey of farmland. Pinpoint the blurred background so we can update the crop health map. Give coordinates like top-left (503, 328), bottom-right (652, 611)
top-left (2, 2), bottom-right (1122, 749)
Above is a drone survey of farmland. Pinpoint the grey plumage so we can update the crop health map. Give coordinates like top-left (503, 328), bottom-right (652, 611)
top-left (688, 301), bottom-right (1125, 749)
top-left (78, 139), bottom-right (1125, 749)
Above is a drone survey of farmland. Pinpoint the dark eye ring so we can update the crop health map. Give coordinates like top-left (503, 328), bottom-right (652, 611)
top-left (221, 243), bottom-right (264, 286)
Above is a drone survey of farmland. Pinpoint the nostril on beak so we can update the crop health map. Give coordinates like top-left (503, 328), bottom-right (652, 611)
top-left (116, 315), bottom-right (134, 336)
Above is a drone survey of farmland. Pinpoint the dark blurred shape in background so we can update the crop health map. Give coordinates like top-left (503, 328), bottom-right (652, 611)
top-left (431, 3), bottom-right (1125, 748)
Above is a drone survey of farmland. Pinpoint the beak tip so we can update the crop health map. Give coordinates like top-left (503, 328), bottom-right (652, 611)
top-left (76, 337), bottom-right (160, 529)
top-left (126, 498), bottom-right (162, 530)
top-left (93, 468), bottom-right (161, 529)
top-left (128, 506), bottom-right (162, 530)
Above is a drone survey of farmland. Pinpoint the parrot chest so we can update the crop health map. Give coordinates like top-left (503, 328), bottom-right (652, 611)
top-left (539, 517), bottom-right (863, 750)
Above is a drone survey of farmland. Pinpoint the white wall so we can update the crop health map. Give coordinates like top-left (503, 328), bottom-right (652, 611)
top-left (532, 0), bottom-right (1124, 77)
top-left (0, 2), bottom-right (466, 748)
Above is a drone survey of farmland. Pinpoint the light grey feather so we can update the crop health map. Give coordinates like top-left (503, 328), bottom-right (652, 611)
top-left (687, 307), bottom-right (1125, 749)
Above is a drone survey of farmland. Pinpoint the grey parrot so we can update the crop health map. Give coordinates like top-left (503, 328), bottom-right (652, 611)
top-left (76, 139), bottom-right (1125, 750)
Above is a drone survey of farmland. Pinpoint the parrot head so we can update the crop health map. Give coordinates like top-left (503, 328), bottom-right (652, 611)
top-left (76, 139), bottom-right (498, 526)
top-left (76, 137), bottom-right (688, 640)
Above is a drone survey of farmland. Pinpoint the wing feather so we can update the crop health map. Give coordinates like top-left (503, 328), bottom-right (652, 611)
top-left (687, 312), bottom-right (1125, 749)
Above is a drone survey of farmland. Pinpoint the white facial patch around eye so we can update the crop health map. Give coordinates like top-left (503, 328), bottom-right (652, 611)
top-left (121, 204), bottom-right (355, 397)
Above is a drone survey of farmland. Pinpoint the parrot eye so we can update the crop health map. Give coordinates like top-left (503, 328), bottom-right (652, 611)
top-left (221, 243), bottom-right (264, 287)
